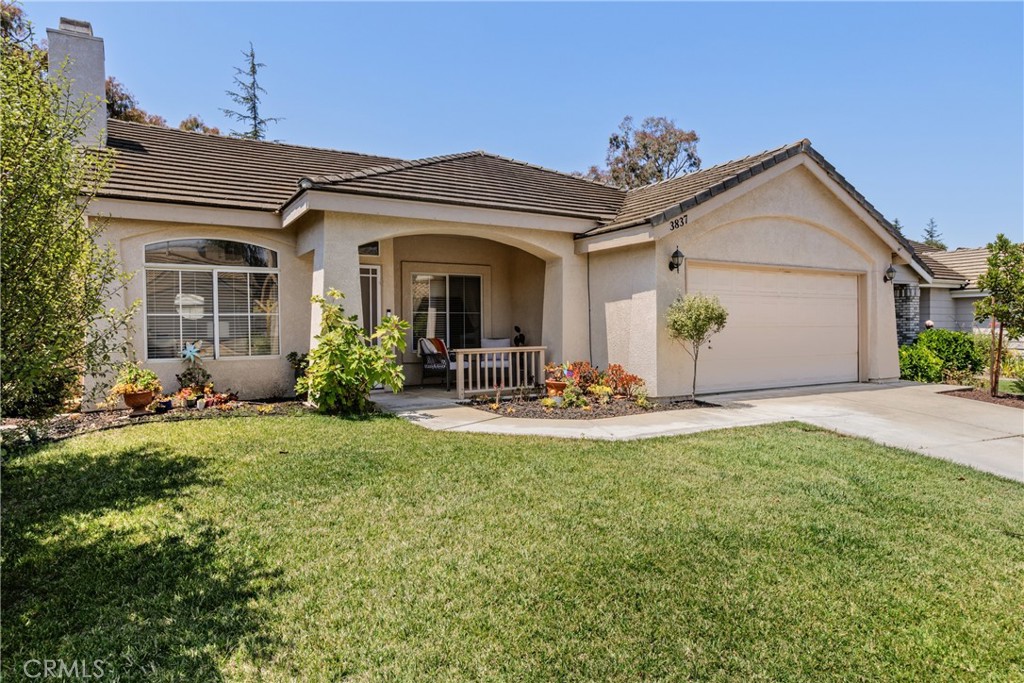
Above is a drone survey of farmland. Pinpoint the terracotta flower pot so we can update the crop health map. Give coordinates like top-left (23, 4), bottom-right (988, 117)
top-left (123, 390), bottom-right (154, 417)
top-left (545, 379), bottom-right (567, 397)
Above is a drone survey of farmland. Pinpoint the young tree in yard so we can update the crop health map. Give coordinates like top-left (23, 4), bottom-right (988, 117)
top-left (297, 290), bottom-right (409, 415)
top-left (1, 31), bottom-right (137, 417)
top-left (974, 234), bottom-right (1024, 396)
top-left (666, 293), bottom-right (729, 399)
top-left (580, 115), bottom-right (701, 189)
top-left (221, 42), bottom-right (280, 140)
top-left (922, 218), bottom-right (947, 250)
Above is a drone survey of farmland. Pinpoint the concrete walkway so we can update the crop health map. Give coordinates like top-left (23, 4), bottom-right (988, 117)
top-left (373, 382), bottom-right (1024, 482)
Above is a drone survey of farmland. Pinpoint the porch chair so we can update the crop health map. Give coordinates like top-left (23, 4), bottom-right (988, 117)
top-left (418, 337), bottom-right (455, 391)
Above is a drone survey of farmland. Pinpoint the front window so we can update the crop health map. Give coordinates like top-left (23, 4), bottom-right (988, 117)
top-left (145, 239), bottom-right (280, 359)
top-left (411, 273), bottom-right (481, 349)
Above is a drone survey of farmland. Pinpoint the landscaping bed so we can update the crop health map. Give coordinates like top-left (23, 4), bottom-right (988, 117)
top-left (940, 388), bottom-right (1024, 409)
top-left (0, 400), bottom-right (311, 447)
top-left (471, 396), bottom-right (713, 419)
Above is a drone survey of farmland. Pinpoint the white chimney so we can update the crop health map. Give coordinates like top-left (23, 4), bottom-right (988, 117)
top-left (46, 18), bottom-right (106, 147)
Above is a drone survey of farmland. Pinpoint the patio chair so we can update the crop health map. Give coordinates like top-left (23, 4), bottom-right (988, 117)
top-left (418, 337), bottom-right (454, 391)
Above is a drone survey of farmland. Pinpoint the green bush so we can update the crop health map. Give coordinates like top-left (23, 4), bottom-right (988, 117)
top-left (296, 289), bottom-right (409, 415)
top-left (914, 329), bottom-right (984, 373)
top-left (899, 345), bottom-right (943, 383)
top-left (1001, 350), bottom-right (1024, 379)
top-left (972, 332), bottom-right (994, 370)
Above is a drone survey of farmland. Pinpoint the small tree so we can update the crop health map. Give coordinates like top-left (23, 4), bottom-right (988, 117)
top-left (297, 289), bottom-right (409, 415)
top-left (974, 234), bottom-right (1024, 396)
top-left (922, 218), bottom-right (947, 250)
top-left (178, 114), bottom-right (220, 135)
top-left (221, 42), bottom-right (281, 140)
top-left (666, 293), bottom-right (728, 399)
top-left (1, 29), bottom-right (137, 417)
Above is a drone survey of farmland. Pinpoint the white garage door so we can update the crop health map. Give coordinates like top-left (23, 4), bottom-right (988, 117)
top-left (686, 265), bottom-right (859, 393)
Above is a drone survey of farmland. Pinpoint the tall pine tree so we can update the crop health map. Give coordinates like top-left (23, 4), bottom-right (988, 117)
top-left (221, 43), bottom-right (281, 140)
top-left (922, 218), bottom-right (947, 250)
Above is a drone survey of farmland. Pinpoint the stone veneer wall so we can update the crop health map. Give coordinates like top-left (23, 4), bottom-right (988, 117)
top-left (894, 283), bottom-right (920, 345)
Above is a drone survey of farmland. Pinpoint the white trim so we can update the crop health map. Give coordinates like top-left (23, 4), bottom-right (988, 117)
top-left (89, 198), bottom-right (282, 229)
top-left (283, 191), bottom-right (602, 233)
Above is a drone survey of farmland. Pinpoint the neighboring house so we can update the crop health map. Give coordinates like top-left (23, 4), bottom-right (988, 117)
top-left (53, 19), bottom-right (934, 399)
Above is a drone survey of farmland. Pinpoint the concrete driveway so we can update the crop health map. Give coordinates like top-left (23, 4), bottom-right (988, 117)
top-left (376, 382), bottom-right (1024, 482)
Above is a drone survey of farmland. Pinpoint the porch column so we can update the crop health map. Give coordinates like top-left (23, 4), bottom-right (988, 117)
top-left (541, 255), bottom-right (590, 363)
top-left (297, 214), bottom-right (369, 348)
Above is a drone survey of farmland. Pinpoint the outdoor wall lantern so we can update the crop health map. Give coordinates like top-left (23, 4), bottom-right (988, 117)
top-left (669, 247), bottom-right (685, 273)
top-left (883, 264), bottom-right (896, 283)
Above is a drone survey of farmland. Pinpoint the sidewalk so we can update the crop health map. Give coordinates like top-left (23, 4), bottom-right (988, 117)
top-left (373, 382), bottom-right (1024, 482)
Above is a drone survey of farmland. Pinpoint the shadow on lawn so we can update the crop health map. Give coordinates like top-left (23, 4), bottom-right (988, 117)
top-left (2, 443), bottom-right (282, 680)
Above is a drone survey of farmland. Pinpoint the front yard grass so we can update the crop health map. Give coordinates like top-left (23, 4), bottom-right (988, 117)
top-left (3, 417), bottom-right (1022, 681)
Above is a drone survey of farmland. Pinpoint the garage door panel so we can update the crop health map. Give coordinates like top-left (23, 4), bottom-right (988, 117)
top-left (688, 265), bottom-right (859, 393)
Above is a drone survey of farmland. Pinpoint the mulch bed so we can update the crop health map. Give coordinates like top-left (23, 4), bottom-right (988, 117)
top-left (471, 397), bottom-right (715, 420)
top-left (1, 400), bottom-right (312, 448)
top-left (940, 388), bottom-right (1024, 409)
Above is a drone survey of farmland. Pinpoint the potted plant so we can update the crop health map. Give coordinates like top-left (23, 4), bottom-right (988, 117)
top-left (544, 362), bottom-right (570, 396)
top-left (109, 361), bottom-right (163, 417)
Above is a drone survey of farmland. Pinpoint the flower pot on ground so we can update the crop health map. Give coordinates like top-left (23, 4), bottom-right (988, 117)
top-left (122, 390), bottom-right (154, 417)
top-left (545, 379), bottom-right (567, 396)
top-left (108, 361), bottom-right (162, 418)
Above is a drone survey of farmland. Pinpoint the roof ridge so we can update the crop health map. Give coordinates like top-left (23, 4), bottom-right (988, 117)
top-left (304, 151), bottom-right (485, 185)
top-left (106, 118), bottom-right (405, 162)
top-left (474, 151), bottom-right (626, 192)
top-left (623, 138), bottom-right (811, 196)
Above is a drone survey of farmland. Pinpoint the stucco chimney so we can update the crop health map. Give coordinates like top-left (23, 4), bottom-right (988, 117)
top-left (46, 18), bottom-right (106, 146)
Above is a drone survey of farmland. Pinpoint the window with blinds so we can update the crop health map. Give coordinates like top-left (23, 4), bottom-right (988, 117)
top-left (144, 239), bottom-right (280, 360)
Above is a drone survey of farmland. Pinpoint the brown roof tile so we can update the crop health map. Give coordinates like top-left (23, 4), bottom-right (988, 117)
top-left (102, 119), bottom-right (404, 211)
top-left (302, 151), bottom-right (625, 220)
top-left (929, 247), bottom-right (990, 285)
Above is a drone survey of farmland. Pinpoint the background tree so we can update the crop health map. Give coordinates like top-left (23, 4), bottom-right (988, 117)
top-left (891, 217), bottom-right (904, 236)
top-left (1, 27), bottom-right (137, 417)
top-left (178, 114), bottom-right (220, 135)
top-left (665, 293), bottom-right (728, 399)
top-left (922, 218), bottom-right (947, 250)
top-left (974, 234), bottom-right (1024, 396)
top-left (1, 0), bottom-right (30, 44)
top-left (580, 115), bottom-right (701, 189)
top-left (105, 76), bottom-right (167, 126)
top-left (221, 42), bottom-right (281, 140)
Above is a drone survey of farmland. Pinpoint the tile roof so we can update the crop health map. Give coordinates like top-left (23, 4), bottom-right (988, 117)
top-left (102, 119), bottom-right (404, 211)
top-left (300, 151), bottom-right (626, 220)
top-left (928, 247), bottom-right (990, 286)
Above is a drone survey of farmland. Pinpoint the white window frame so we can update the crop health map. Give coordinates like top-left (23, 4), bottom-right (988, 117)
top-left (144, 249), bottom-right (281, 362)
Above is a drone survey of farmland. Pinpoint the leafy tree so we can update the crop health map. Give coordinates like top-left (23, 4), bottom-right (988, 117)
top-left (922, 218), bottom-right (947, 250)
top-left (105, 76), bottom-right (167, 126)
top-left (891, 217), bottom-right (904, 236)
top-left (1, 0), bottom-right (30, 44)
top-left (580, 115), bottom-right (701, 189)
top-left (178, 114), bottom-right (220, 135)
top-left (221, 42), bottom-right (281, 140)
top-left (1, 29), bottom-right (137, 417)
top-left (297, 289), bottom-right (409, 415)
top-left (974, 234), bottom-right (1024, 395)
top-left (666, 293), bottom-right (728, 399)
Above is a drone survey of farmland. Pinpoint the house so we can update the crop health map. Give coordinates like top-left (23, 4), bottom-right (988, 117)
top-left (52, 19), bottom-right (933, 399)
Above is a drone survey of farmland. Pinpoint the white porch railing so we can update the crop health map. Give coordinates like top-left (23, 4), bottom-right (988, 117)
top-left (455, 346), bottom-right (546, 399)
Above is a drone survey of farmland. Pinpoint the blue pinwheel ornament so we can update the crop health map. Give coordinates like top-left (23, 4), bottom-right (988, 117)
top-left (181, 340), bottom-right (203, 363)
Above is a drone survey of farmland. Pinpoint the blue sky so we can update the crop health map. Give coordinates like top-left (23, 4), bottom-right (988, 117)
top-left (25, 2), bottom-right (1024, 248)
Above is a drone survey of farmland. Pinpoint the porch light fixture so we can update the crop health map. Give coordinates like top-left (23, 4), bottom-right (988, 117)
top-left (883, 264), bottom-right (896, 283)
top-left (669, 247), bottom-right (685, 273)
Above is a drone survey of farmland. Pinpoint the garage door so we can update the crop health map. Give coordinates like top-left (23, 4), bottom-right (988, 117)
top-left (686, 265), bottom-right (859, 393)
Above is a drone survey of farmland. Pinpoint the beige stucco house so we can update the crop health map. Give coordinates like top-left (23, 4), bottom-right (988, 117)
top-left (55, 19), bottom-right (937, 400)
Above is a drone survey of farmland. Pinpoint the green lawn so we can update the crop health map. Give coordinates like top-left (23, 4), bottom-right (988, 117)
top-left (3, 417), bottom-right (1022, 681)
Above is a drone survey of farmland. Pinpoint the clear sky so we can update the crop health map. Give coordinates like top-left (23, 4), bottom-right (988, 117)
top-left (24, 1), bottom-right (1024, 248)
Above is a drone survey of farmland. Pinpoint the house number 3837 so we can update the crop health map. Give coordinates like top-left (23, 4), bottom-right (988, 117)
top-left (668, 215), bottom-right (688, 230)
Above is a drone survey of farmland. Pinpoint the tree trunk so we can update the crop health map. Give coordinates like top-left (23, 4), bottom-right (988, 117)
top-left (992, 321), bottom-right (1004, 397)
top-left (691, 348), bottom-right (699, 400)
top-left (989, 313), bottom-right (997, 394)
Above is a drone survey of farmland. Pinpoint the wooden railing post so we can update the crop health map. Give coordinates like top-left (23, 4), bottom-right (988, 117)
top-left (456, 350), bottom-right (465, 399)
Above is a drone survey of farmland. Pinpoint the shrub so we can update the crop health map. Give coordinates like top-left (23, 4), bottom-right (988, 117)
top-left (561, 381), bottom-right (589, 408)
top-left (587, 384), bottom-right (613, 405)
top-left (914, 328), bottom-right (984, 373)
top-left (297, 289), bottom-right (409, 415)
top-left (899, 344), bottom-right (943, 383)
top-left (176, 364), bottom-right (213, 393)
top-left (605, 363), bottom-right (643, 398)
top-left (566, 361), bottom-right (601, 392)
top-left (972, 332), bottom-right (994, 370)
top-left (942, 368), bottom-right (981, 387)
top-left (1001, 350), bottom-right (1024, 379)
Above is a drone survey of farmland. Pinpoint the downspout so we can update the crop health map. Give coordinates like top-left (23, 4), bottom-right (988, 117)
top-left (587, 251), bottom-right (593, 363)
